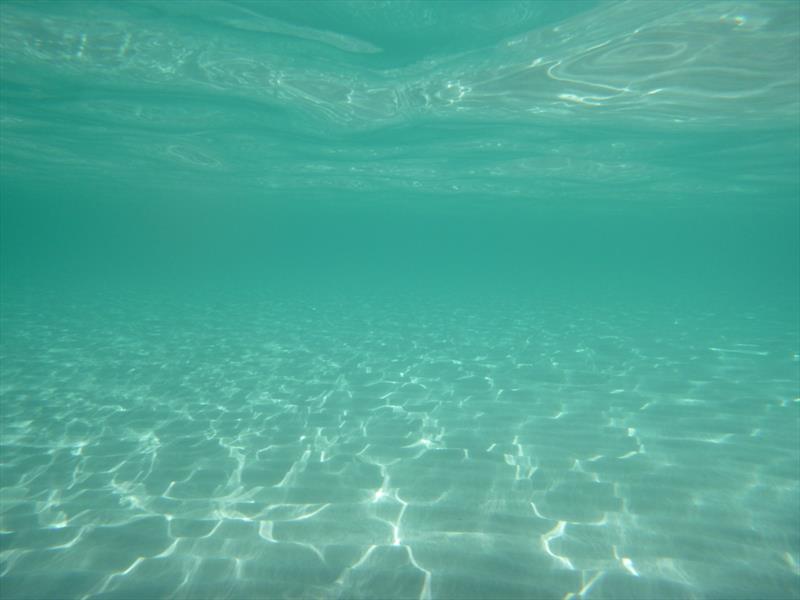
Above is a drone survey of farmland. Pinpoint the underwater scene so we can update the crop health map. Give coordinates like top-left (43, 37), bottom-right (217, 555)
top-left (1, 1), bottom-right (799, 599)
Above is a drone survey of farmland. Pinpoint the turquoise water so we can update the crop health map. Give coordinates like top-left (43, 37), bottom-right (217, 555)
top-left (1, 1), bottom-right (799, 599)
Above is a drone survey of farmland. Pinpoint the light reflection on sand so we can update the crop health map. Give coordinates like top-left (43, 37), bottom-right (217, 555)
top-left (1, 293), bottom-right (798, 599)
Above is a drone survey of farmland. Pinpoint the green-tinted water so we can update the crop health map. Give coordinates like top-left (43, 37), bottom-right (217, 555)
top-left (1, 2), bottom-right (798, 599)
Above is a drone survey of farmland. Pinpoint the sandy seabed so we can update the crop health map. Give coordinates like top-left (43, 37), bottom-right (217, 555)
top-left (1, 291), bottom-right (798, 600)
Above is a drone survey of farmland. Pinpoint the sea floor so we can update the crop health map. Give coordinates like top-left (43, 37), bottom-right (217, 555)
top-left (1, 288), bottom-right (798, 600)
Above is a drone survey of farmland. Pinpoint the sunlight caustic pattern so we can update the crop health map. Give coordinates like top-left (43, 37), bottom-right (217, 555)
top-left (1, 295), bottom-right (798, 599)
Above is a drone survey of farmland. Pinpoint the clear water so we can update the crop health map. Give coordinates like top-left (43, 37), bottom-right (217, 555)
top-left (1, 2), bottom-right (798, 599)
